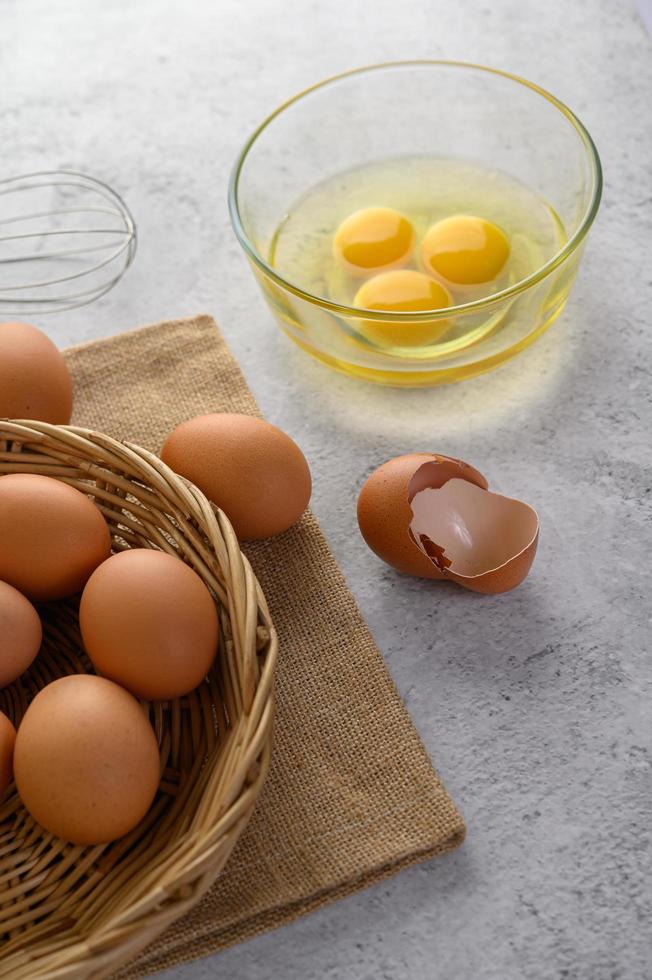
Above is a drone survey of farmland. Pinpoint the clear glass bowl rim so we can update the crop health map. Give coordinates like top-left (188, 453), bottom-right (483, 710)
top-left (228, 60), bottom-right (603, 322)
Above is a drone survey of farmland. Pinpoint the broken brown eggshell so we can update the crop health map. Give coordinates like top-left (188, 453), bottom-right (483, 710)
top-left (408, 462), bottom-right (539, 594)
top-left (356, 452), bottom-right (489, 580)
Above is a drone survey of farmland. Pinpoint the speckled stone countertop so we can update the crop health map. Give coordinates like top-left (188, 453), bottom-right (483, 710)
top-left (2, 1), bottom-right (651, 977)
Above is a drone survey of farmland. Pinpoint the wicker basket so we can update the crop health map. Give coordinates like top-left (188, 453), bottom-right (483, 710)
top-left (0, 420), bottom-right (277, 979)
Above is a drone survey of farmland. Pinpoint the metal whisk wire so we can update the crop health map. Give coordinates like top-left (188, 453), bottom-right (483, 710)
top-left (0, 171), bottom-right (137, 315)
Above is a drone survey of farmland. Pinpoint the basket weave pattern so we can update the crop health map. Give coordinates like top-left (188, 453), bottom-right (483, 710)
top-left (0, 420), bottom-right (277, 979)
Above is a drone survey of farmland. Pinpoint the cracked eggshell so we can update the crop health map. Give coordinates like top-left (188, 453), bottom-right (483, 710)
top-left (409, 474), bottom-right (539, 594)
top-left (357, 453), bottom-right (488, 579)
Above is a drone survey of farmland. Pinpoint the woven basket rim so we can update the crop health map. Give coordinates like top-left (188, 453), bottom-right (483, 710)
top-left (0, 419), bottom-right (277, 979)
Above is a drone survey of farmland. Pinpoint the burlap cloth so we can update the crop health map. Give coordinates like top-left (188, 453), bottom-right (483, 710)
top-left (63, 314), bottom-right (465, 978)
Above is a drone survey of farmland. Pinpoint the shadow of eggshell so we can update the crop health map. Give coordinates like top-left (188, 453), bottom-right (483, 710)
top-left (357, 452), bottom-right (489, 579)
top-left (409, 476), bottom-right (539, 594)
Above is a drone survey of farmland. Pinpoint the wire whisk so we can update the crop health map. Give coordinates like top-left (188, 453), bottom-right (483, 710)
top-left (0, 170), bottom-right (137, 316)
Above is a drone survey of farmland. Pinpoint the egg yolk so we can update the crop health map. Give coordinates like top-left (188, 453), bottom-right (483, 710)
top-left (333, 207), bottom-right (415, 277)
top-left (420, 215), bottom-right (510, 285)
top-left (355, 269), bottom-right (452, 312)
top-left (353, 270), bottom-right (452, 347)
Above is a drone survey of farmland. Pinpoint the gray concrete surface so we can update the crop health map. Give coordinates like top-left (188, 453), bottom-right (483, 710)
top-left (2, 1), bottom-right (651, 978)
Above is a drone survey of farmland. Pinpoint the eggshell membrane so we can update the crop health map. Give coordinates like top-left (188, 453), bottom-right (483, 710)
top-left (161, 413), bottom-right (312, 541)
top-left (357, 453), bottom-right (488, 579)
top-left (410, 477), bottom-right (539, 594)
top-left (0, 321), bottom-right (73, 424)
top-left (0, 581), bottom-right (42, 687)
top-left (79, 549), bottom-right (219, 700)
top-left (407, 456), bottom-right (489, 499)
top-left (0, 712), bottom-right (16, 798)
top-left (13, 675), bottom-right (161, 845)
top-left (0, 474), bottom-right (111, 601)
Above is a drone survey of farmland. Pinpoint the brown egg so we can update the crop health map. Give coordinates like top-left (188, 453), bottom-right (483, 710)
top-left (0, 321), bottom-right (73, 424)
top-left (357, 453), bottom-right (488, 578)
top-left (0, 712), bottom-right (16, 797)
top-left (0, 581), bottom-right (42, 687)
top-left (79, 549), bottom-right (219, 700)
top-left (0, 474), bottom-right (111, 601)
top-left (161, 413), bottom-right (312, 540)
top-left (14, 675), bottom-right (160, 845)
top-left (409, 473), bottom-right (539, 594)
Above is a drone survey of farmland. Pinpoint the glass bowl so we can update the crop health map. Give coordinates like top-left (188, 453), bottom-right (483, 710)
top-left (228, 62), bottom-right (602, 387)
